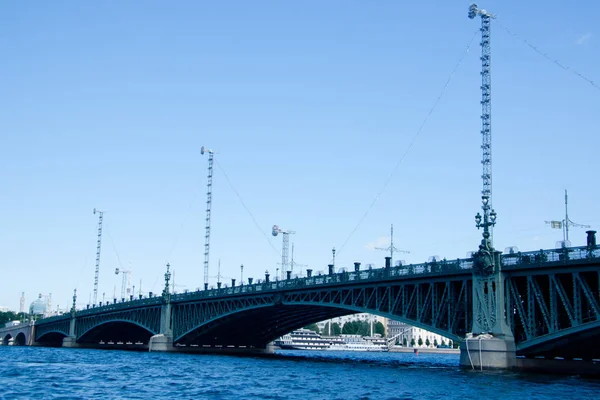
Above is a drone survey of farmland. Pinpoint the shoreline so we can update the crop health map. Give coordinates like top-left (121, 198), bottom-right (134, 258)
top-left (389, 347), bottom-right (460, 355)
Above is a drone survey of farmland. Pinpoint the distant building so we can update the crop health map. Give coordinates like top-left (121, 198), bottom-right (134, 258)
top-left (387, 319), bottom-right (450, 347)
top-left (0, 306), bottom-right (9, 313)
top-left (29, 294), bottom-right (48, 316)
top-left (317, 313), bottom-right (387, 334)
top-left (20, 292), bottom-right (25, 314)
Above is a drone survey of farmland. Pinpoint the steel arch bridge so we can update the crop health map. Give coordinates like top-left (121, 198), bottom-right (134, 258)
top-left (33, 246), bottom-right (600, 359)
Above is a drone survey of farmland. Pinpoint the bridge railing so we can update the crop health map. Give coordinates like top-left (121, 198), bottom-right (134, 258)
top-left (501, 246), bottom-right (600, 268)
top-left (34, 314), bottom-right (70, 325)
top-left (37, 245), bottom-right (600, 315)
top-left (171, 257), bottom-right (474, 303)
top-left (35, 296), bottom-right (165, 324)
top-left (75, 296), bottom-right (164, 317)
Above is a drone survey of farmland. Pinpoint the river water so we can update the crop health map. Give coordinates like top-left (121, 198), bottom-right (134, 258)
top-left (1, 347), bottom-right (599, 399)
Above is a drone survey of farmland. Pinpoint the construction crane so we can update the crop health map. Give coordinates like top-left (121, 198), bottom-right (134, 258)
top-left (546, 190), bottom-right (590, 246)
top-left (92, 208), bottom-right (105, 305)
top-left (114, 263), bottom-right (132, 300)
top-left (469, 4), bottom-right (498, 246)
top-left (201, 146), bottom-right (215, 290)
top-left (272, 225), bottom-right (295, 280)
top-left (375, 224), bottom-right (409, 266)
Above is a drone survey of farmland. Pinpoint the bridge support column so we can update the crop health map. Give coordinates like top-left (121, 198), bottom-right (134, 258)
top-left (149, 302), bottom-right (174, 352)
top-left (62, 315), bottom-right (80, 348)
top-left (62, 336), bottom-right (80, 348)
top-left (461, 247), bottom-right (516, 370)
top-left (148, 334), bottom-right (173, 352)
top-left (460, 336), bottom-right (516, 370)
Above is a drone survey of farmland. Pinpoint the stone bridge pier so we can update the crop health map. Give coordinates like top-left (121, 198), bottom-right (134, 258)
top-left (148, 303), bottom-right (172, 352)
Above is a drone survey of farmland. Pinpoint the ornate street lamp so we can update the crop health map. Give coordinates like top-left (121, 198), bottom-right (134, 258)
top-left (162, 263), bottom-right (171, 300)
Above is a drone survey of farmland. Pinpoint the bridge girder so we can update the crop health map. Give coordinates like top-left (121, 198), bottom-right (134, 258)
top-left (29, 245), bottom-right (600, 357)
top-left (172, 276), bottom-right (471, 346)
top-left (75, 306), bottom-right (161, 341)
top-left (505, 266), bottom-right (600, 357)
top-left (77, 320), bottom-right (156, 344)
top-left (35, 318), bottom-right (70, 341)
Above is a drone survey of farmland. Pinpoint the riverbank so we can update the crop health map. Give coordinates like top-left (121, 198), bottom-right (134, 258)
top-left (389, 346), bottom-right (460, 355)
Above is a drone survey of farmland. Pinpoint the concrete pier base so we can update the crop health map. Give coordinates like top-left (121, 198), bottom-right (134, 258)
top-left (148, 334), bottom-right (173, 352)
top-left (62, 336), bottom-right (80, 348)
top-left (460, 335), bottom-right (516, 370)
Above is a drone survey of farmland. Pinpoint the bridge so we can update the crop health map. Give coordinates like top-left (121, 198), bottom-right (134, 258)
top-left (0, 322), bottom-right (34, 347)
top-left (6, 234), bottom-right (594, 371)
top-left (3, 5), bottom-right (599, 373)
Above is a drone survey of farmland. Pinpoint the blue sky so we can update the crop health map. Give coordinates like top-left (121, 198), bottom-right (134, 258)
top-left (1, 1), bottom-right (598, 311)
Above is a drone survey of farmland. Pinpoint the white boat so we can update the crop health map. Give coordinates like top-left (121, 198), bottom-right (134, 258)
top-left (274, 328), bottom-right (331, 350)
top-left (326, 341), bottom-right (388, 352)
top-left (275, 330), bottom-right (390, 352)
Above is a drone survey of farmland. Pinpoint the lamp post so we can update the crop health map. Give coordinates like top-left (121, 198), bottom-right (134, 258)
top-left (474, 195), bottom-right (498, 274)
top-left (163, 263), bottom-right (171, 302)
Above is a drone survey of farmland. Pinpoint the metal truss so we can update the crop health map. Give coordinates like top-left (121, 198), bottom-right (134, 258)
top-left (35, 318), bottom-right (71, 341)
top-left (31, 245), bottom-right (600, 354)
top-left (172, 276), bottom-right (471, 345)
top-left (506, 266), bottom-right (600, 355)
top-left (172, 294), bottom-right (276, 341)
top-left (283, 278), bottom-right (471, 342)
top-left (75, 305), bottom-right (162, 340)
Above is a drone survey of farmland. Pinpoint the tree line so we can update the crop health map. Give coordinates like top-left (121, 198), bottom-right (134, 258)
top-left (0, 311), bottom-right (28, 326)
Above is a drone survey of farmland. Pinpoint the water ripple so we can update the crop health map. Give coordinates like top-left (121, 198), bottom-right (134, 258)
top-left (0, 347), bottom-right (599, 399)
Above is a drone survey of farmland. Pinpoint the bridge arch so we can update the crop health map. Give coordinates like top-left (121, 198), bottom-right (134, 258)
top-left (290, 300), bottom-right (461, 341)
top-left (517, 320), bottom-right (600, 360)
top-left (77, 319), bottom-right (157, 344)
top-left (14, 332), bottom-right (27, 346)
top-left (173, 299), bottom-right (462, 348)
top-left (36, 330), bottom-right (69, 346)
top-left (3, 334), bottom-right (12, 346)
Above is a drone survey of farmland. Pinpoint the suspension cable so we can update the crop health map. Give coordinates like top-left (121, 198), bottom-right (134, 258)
top-left (336, 30), bottom-right (480, 256)
top-left (494, 19), bottom-right (599, 92)
top-left (215, 159), bottom-right (281, 257)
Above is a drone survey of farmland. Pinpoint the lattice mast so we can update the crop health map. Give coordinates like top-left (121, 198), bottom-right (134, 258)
top-left (470, 4), bottom-right (498, 244)
top-left (201, 146), bottom-right (215, 290)
top-left (272, 225), bottom-right (296, 280)
top-left (92, 208), bottom-right (105, 305)
top-left (114, 264), bottom-right (132, 300)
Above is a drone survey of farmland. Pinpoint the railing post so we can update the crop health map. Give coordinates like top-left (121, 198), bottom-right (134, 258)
top-left (587, 230), bottom-right (597, 259)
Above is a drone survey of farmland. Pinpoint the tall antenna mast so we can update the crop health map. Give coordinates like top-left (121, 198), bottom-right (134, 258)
top-left (547, 190), bottom-right (590, 244)
top-left (201, 146), bottom-right (215, 290)
top-left (114, 264), bottom-right (131, 300)
top-left (470, 4), bottom-right (498, 244)
top-left (272, 225), bottom-right (296, 280)
top-left (92, 208), bottom-right (105, 305)
top-left (375, 224), bottom-right (409, 266)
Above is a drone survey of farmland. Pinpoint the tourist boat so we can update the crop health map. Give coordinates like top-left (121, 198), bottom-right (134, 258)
top-left (274, 328), bottom-right (331, 350)
top-left (326, 342), bottom-right (388, 352)
top-left (275, 330), bottom-right (390, 351)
